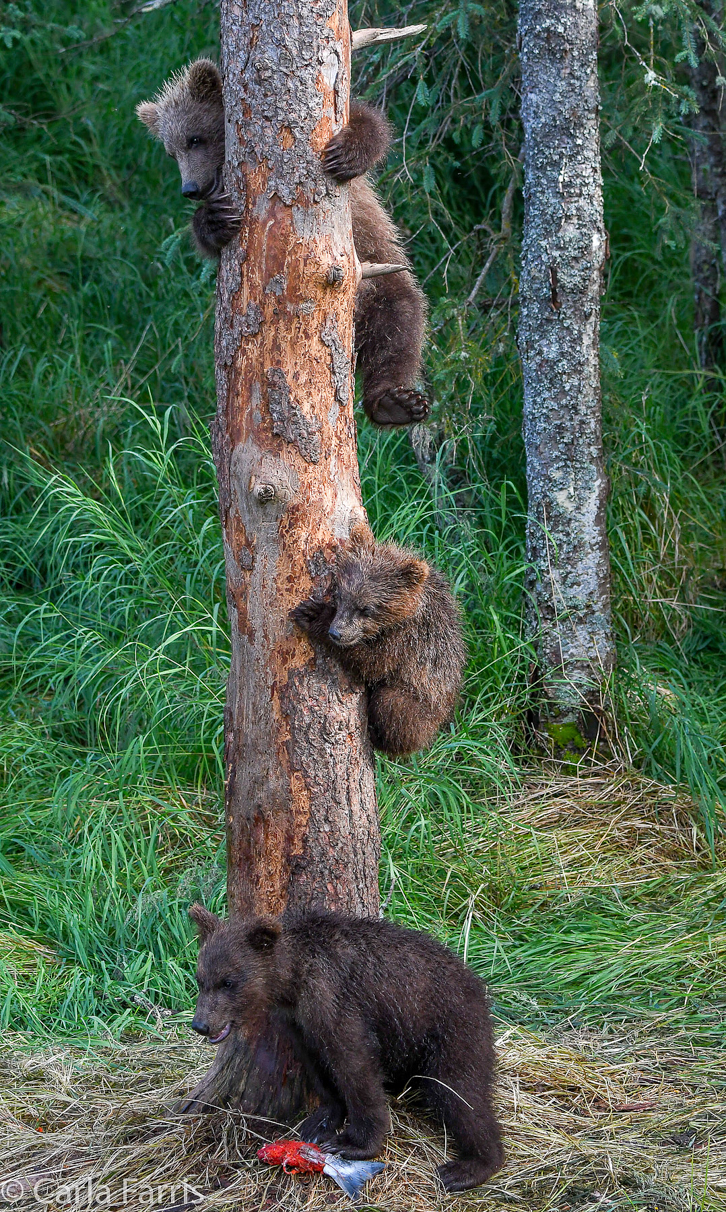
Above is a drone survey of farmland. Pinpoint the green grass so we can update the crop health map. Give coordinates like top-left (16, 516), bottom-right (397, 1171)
top-left (0, 0), bottom-right (724, 1045)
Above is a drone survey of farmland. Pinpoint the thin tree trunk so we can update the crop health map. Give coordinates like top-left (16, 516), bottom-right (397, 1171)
top-left (184, 0), bottom-right (380, 1123)
top-left (517, 0), bottom-right (615, 747)
top-left (689, 1), bottom-right (726, 373)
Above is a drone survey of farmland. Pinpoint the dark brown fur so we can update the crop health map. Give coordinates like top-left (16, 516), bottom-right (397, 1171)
top-left (137, 60), bottom-right (428, 427)
top-left (189, 905), bottom-right (504, 1193)
top-left (290, 527), bottom-right (465, 756)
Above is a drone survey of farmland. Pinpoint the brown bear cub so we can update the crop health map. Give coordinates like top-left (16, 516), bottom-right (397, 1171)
top-left (190, 904), bottom-right (504, 1193)
top-left (136, 60), bottom-right (428, 428)
top-left (290, 527), bottom-right (465, 757)
top-left (136, 61), bottom-right (239, 262)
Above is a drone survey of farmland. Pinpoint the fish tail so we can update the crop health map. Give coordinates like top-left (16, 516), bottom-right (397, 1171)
top-left (322, 1158), bottom-right (385, 1203)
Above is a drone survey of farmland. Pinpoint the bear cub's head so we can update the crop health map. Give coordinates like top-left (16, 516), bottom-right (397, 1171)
top-left (329, 529), bottom-right (430, 648)
top-left (189, 903), bottom-right (280, 1044)
top-left (137, 59), bottom-right (224, 201)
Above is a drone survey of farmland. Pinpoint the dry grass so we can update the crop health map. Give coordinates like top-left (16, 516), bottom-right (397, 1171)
top-left (418, 762), bottom-right (723, 907)
top-left (502, 765), bottom-right (722, 890)
top-left (0, 1012), bottom-right (722, 1211)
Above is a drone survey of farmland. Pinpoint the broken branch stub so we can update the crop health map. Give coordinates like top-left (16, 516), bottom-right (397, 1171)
top-left (351, 24), bottom-right (427, 51)
top-left (359, 261), bottom-right (408, 279)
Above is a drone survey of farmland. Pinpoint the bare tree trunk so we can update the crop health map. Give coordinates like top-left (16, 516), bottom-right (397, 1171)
top-left (689, 1), bottom-right (726, 373)
top-left (184, 0), bottom-right (380, 1124)
top-left (517, 0), bottom-right (615, 747)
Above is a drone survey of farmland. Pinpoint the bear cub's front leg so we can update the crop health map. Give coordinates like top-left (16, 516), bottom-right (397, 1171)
top-left (298, 1100), bottom-right (346, 1143)
top-left (289, 596), bottom-right (336, 643)
top-left (191, 175), bottom-right (242, 259)
top-left (322, 102), bottom-right (391, 182)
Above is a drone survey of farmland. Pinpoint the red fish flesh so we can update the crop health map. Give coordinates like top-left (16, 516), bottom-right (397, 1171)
top-left (257, 1139), bottom-right (385, 1202)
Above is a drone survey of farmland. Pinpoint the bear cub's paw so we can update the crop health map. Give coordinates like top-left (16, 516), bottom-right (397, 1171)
top-left (289, 597), bottom-right (335, 639)
top-left (367, 386), bottom-right (430, 427)
top-left (317, 1130), bottom-right (385, 1161)
top-left (316, 1109), bottom-right (389, 1159)
top-left (298, 1102), bottom-right (345, 1143)
top-left (192, 193), bottom-right (242, 258)
top-left (322, 127), bottom-right (369, 182)
top-left (437, 1159), bottom-right (494, 1193)
top-left (321, 106), bottom-right (390, 182)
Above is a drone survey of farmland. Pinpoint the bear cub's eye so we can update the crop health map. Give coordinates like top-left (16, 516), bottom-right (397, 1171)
top-left (222, 978), bottom-right (235, 990)
top-left (187, 136), bottom-right (205, 148)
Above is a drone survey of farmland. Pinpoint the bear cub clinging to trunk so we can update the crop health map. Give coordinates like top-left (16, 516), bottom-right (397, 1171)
top-left (189, 904), bottom-right (504, 1194)
top-left (290, 525), bottom-right (465, 757)
top-left (136, 59), bottom-right (428, 428)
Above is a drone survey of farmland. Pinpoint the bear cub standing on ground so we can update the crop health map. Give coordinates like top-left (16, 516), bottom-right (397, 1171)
top-left (136, 59), bottom-right (428, 428)
top-left (189, 904), bottom-right (504, 1193)
top-left (290, 526), bottom-right (465, 757)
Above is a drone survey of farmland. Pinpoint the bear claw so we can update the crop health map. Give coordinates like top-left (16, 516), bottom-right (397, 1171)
top-left (322, 131), bottom-right (362, 182)
top-left (289, 598), bottom-right (321, 627)
top-left (317, 1134), bottom-right (383, 1161)
top-left (298, 1103), bottom-right (345, 1142)
top-left (192, 192), bottom-right (242, 257)
top-left (437, 1159), bottom-right (495, 1193)
top-left (289, 597), bottom-right (335, 639)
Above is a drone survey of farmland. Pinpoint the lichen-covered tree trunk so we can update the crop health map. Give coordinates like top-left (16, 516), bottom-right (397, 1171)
top-left (689, 1), bottom-right (726, 373)
top-left (518, 0), bottom-right (615, 746)
top-left (183, 0), bottom-right (380, 1124)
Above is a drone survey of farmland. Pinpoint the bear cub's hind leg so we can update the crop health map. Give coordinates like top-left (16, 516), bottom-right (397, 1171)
top-left (321, 103), bottom-right (430, 429)
top-left (365, 384), bottom-right (429, 427)
top-left (355, 267), bottom-right (429, 428)
top-left (416, 1013), bottom-right (504, 1192)
top-left (367, 684), bottom-right (441, 757)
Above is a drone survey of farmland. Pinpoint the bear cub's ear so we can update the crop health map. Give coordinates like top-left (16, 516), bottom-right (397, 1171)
top-left (136, 101), bottom-right (160, 134)
top-left (247, 919), bottom-right (281, 952)
top-left (189, 902), bottom-right (222, 942)
top-left (348, 520), bottom-right (375, 555)
top-left (398, 558), bottom-right (429, 590)
top-left (186, 59), bottom-right (223, 103)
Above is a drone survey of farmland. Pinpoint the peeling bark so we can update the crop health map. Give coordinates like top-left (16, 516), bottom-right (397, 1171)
top-left (185, 0), bottom-right (379, 1123)
top-left (518, 0), bottom-right (615, 741)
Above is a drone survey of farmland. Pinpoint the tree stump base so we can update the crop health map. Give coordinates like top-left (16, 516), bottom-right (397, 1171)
top-left (179, 1015), bottom-right (318, 1130)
